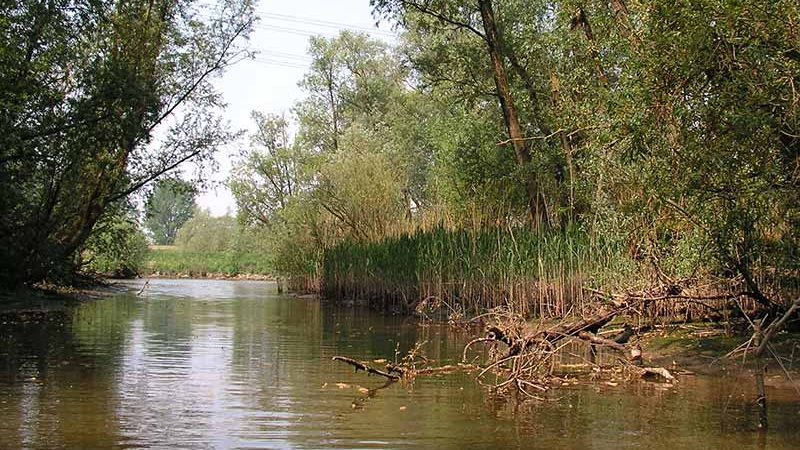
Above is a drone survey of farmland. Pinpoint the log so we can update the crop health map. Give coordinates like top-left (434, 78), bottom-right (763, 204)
top-left (639, 367), bottom-right (676, 383)
top-left (494, 303), bottom-right (627, 359)
top-left (577, 331), bottom-right (641, 362)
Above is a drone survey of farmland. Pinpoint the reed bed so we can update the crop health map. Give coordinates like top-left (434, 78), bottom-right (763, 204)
top-left (321, 226), bottom-right (629, 318)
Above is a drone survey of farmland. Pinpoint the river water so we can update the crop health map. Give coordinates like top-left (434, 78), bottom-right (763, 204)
top-left (0, 279), bottom-right (798, 449)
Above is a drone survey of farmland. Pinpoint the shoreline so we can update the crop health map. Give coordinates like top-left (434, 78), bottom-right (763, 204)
top-left (137, 272), bottom-right (274, 281)
top-left (2, 279), bottom-right (797, 388)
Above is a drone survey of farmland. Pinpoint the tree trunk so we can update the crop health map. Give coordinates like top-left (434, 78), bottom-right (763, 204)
top-left (548, 73), bottom-right (576, 227)
top-left (478, 0), bottom-right (545, 229)
top-left (609, 0), bottom-right (639, 49)
top-left (571, 8), bottom-right (609, 86)
top-left (504, 44), bottom-right (570, 228)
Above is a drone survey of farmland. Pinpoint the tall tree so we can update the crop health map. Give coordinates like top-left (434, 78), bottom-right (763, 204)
top-left (144, 179), bottom-right (197, 245)
top-left (295, 31), bottom-right (404, 154)
top-left (0, 0), bottom-right (253, 287)
top-left (372, 0), bottom-right (550, 228)
top-left (230, 112), bottom-right (306, 226)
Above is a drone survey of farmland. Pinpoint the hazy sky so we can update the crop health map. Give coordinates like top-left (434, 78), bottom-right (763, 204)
top-left (195, 0), bottom-right (398, 216)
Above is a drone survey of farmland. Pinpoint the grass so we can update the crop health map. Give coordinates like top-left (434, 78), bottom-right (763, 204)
top-left (142, 246), bottom-right (273, 278)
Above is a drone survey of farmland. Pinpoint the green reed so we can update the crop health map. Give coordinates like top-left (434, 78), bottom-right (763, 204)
top-left (321, 226), bottom-right (629, 317)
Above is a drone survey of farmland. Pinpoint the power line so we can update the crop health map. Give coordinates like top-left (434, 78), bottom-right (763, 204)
top-left (251, 57), bottom-right (309, 70)
top-left (256, 11), bottom-right (397, 37)
top-left (255, 23), bottom-right (339, 38)
top-left (255, 49), bottom-right (312, 62)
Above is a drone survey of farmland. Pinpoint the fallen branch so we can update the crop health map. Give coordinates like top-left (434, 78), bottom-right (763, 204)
top-left (414, 363), bottom-right (478, 376)
top-left (755, 298), bottom-right (800, 358)
top-left (463, 337), bottom-right (498, 362)
top-left (639, 367), bottom-right (677, 383)
top-left (494, 302), bottom-right (630, 359)
top-left (332, 356), bottom-right (400, 381)
top-left (577, 331), bottom-right (641, 363)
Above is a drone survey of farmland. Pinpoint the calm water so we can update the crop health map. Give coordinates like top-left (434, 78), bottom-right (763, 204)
top-left (1, 279), bottom-right (798, 449)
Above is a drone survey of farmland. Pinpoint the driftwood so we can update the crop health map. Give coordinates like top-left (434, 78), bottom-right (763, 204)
top-left (333, 355), bottom-right (476, 381)
top-left (332, 356), bottom-right (400, 380)
top-left (486, 303), bottom-right (628, 360)
top-left (389, 363), bottom-right (478, 377)
top-left (577, 331), bottom-right (641, 363)
top-left (473, 300), bottom-right (686, 392)
top-left (738, 298), bottom-right (800, 430)
top-left (638, 367), bottom-right (677, 382)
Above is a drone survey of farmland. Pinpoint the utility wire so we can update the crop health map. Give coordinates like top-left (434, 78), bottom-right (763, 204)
top-left (256, 49), bottom-right (312, 62)
top-left (256, 11), bottom-right (398, 37)
top-left (252, 57), bottom-right (309, 69)
top-left (255, 23), bottom-right (339, 38)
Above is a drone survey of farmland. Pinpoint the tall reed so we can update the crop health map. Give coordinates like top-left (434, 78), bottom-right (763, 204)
top-left (321, 226), bottom-right (627, 317)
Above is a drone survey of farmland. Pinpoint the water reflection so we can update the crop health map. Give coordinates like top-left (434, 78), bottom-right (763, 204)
top-left (0, 279), bottom-right (798, 449)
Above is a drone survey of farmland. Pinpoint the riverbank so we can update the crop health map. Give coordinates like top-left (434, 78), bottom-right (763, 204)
top-left (142, 272), bottom-right (274, 281)
top-left (141, 246), bottom-right (273, 279)
top-left (0, 281), bottom-right (124, 319)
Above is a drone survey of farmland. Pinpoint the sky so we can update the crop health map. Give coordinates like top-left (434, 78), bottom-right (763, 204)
top-left (195, 0), bottom-right (399, 216)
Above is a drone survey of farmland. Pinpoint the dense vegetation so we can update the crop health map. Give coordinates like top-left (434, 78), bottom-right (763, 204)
top-left (2, 0), bottom-right (797, 320)
top-left (0, 0), bottom-right (253, 288)
top-left (142, 246), bottom-right (272, 278)
top-left (229, 0), bottom-right (798, 316)
top-left (139, 209), bottom-right (273, 278)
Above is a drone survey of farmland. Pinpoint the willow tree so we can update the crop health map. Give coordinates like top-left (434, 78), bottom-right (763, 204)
top-left (0, 0), bottom-right (253, 288)
top-left (372, 0), bottom-right (571, 229)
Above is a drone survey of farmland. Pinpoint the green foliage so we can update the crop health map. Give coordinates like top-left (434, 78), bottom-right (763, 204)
top-left (174, 209), bottom-right (237, 252)
top-left (315, 128), bottom-right (409, 240)
top-left (144, 179), bottom-right (197, 245)
top-left (83, 210), bottom-right (149, 278)
top-left (231, 0), bottom-right (799, 312)
top-left (229, 112), bottom-right (310, 227)
top-left (0, 0), bottom-right (253, 288)
top-left (142, 247), bottom-right (272, 277)
top-left (322, 225), bottom-right (631, 315)
top-left (149, 208), bottom-right (275, 277)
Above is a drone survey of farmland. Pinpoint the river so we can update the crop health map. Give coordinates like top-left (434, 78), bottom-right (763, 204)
top-left (0, 279), bottom-right (798, 449)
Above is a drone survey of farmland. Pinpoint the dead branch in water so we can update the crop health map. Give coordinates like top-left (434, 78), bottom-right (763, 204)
top-left (729, 298), bottom-right (800, 430)
top-left (332, 356), bottom-right (400, 380)
top-left (468, 300), bottom-right (679, 395)
top-left (333, 354), bottom-right (477, 382)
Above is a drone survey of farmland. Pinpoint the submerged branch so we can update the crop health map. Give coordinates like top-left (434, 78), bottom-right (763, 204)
top-left (332, 356), bottom-right (400, 380)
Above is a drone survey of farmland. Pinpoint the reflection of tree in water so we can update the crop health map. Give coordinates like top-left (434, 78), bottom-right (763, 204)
top-left (3, 283), bottom-right (799, 449)
top-left (114, 292), bottom-right (254, 447)
top-left (0, 296), bottom-right (141, 448)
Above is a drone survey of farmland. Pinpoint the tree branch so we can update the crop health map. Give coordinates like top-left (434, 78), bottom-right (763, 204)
top-left (400, 0), bottom-right (485, 40)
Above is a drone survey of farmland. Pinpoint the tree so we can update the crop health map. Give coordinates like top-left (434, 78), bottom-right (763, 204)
top-left (229, 112), bottom-right (308, 227)
top-left (0, 0), bottom-right (254, 288)
top-left (295, 31), bottom-right (404, 154)
top-left (144, 179), bottom-right (197, 245)
top-left (83, 206), bottom-right (149, 279)
top-left (174, 209), bottom-right (237, 253)
top-left (315, 126), bottom-right (408, 241)
top-left (372, 0), bottom-right (553, 228)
